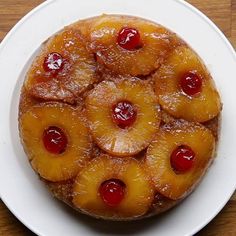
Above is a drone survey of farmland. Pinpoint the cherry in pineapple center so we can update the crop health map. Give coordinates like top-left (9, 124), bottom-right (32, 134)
top-left (117, 27), bottom-right (142, 51)
top-left (99, 179), bottom-right (126, 207)
top-left (170, 145), bottom-right (195, 173)
top-left (43, 126), bottom-right (68, 154)
top-left (43, 52), bottom-right (64, 74)
top-left (180, 71), bottom-right (202, 96)
top-left (112, 100), bottom-right (137, 129)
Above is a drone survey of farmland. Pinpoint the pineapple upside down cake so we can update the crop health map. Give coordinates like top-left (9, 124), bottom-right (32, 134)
top-left (19, 15), bottom-right (221, 220)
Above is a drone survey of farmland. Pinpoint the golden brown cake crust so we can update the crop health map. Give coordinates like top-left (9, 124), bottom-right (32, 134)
top-left (18, 15), bottom-right (221, 220)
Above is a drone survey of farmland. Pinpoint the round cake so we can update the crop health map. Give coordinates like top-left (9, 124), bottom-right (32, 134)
top-left (18, 15), bottom-right (221, 220)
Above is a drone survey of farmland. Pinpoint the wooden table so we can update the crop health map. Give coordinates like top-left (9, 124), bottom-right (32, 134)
top-left (0, 0), bottom-right (235, 235)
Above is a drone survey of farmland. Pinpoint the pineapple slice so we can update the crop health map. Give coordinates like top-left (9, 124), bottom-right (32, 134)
top-left (24, 27), bottom-right (96, 103)
top-left (72, 155), bottom-right (154, 219)
top-left (85, 78), bottom-right (160, 156)
top-left (89, 14), bottom-right (182, 76)
top-left (154, 46), bottom-right (221, 122)
top-left (145, 120), bottom-right (215, 200)
top-left (19, 102), bottom-right (91, 182)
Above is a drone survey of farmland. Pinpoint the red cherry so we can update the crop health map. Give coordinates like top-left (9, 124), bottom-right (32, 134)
top-left (117, 27), bottom-right (142, 51)
top-left (43, 126), bottom-right (68, 154)
top-left (99, 179), bottom-right (126, 207)
top-left (112, 100), bottom-right (137, 129)
top-left (180, 71), bottom-right (202, 96)
top-left (43, 52), bottom-right (64, 73)
top-left (170, 145), bottom-right (195, 173)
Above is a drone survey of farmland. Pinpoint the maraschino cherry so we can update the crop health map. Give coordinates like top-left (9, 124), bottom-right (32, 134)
top-left (43, 52), bottom-right (64, 73)
top-left (112, 100), bottom-right (137, 129)
top-left (43, 126), bottom-right (68, 154)
top-left (117, 27), bottom-right (142, 51)
top-left (99, 179), bottom-right (126, 207)
top-left (170, 145), bottom-right (195, 173)
top-left (180, 71), bottom-right (202, 96)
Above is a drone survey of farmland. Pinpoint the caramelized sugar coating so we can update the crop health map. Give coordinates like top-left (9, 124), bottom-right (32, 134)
top-left (85, 78), bottom-right (160, 156)
top-left (18, 15), bottom-right (221, 220)
top-left (145, 120), bottom-right (215, 200)
top-left (154, 46), bottom-right (221, 122)
top-left (73, 155), bottom-right (154, 219)
top-left (89, 15), bottom-right (182, 76)
top-left (24, 27), bottom-right (96, 103)
top-left (19, 103), bottom-right (91, 182)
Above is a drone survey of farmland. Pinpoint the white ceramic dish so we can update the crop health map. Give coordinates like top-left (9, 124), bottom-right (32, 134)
top-left (0, 0), bottom-right (236, 235)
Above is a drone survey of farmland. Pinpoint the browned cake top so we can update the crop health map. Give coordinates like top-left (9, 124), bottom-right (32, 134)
top-left (19, 14), bottom-right (221, 220)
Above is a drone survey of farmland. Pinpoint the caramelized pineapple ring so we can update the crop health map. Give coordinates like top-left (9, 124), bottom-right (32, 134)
top-left (25, 27), bottom-right (96, 103)
top-left (73, 155), bottom-right (154, 219)
top-left (154, 46), bottom-right (221, 122)
top-left (89, 15), bottom-right (182, 76)
top-left (145, 120), bottom-right (215, 200)
top-left (85, 78), bottom-right (160, 156)
top-left (19, 103), bottom-right (91, 182)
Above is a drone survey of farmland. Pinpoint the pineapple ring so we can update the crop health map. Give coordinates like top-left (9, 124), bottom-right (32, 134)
top-left (85, 78), bottom-right (160, 156)
top-left (73, 155), bottom-right (154, 219)
top-left (154, 46), bottom-right (221, 122)
top-left (145, 120), bottom-right (215, 200)
top-left (25, 27), bottom-right (96, 103)
top-left (19, 102), bottom-right (91, 182)
top-left (89, 15), bottom-right (182, 76)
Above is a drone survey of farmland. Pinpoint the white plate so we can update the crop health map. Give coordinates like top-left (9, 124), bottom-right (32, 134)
top-left (0, 0), bottom-right (236, 235)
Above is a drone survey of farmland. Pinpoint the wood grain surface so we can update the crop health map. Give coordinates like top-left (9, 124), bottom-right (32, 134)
top-left (0, 0), bottom-right (235, 235)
